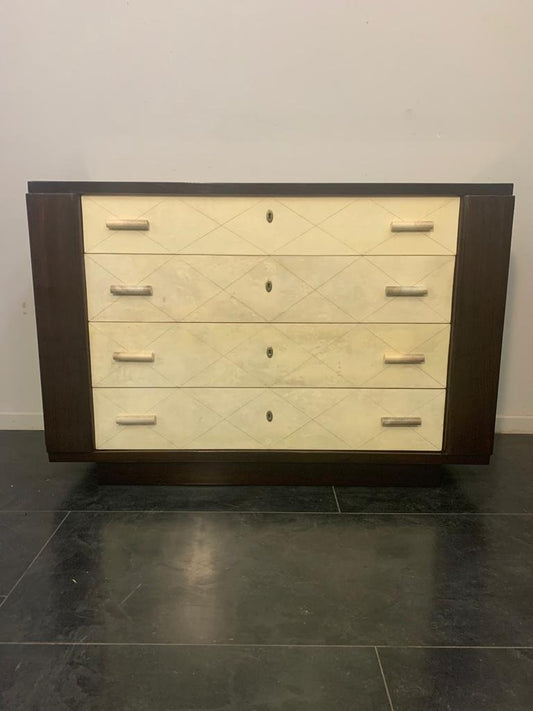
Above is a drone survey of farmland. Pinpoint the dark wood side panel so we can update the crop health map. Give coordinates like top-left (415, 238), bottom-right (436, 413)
top-left (27, 194), bottom-right (94, 453)
top-left (27, 181), bottom-right (514, 197)
top-left (444, 195), bottom-right (515, 456)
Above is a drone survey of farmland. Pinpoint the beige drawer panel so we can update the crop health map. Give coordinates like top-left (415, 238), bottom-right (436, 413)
top-left (90, 323), bottom-right (450, 388)
top-left (82, 195), bottom-right (459, 255)
top-left (85, 254), bottom-right (455, 323)
top-left (93, 388), bottom-right (445, 451)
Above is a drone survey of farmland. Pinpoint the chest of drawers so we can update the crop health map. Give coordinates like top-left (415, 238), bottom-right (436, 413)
top-left (27, 182), bottom-right (514, 483)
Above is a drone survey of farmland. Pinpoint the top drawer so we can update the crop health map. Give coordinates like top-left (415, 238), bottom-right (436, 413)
top-left (82, 196), bottom-right (460, 256)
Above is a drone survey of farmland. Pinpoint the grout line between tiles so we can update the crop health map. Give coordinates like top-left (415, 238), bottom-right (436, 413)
top-left (376, 645), bottom-right (533, 649)
top-left (0, 512), bottom-right (71, 610)
top-left (332, 486), bottom-right (341, 513)
top-left (1, 510), bottom-right (533, 516)
top-left (0, 642), bottom-right (532, 649)
top-left (375, 647), bottom-right (395, 710)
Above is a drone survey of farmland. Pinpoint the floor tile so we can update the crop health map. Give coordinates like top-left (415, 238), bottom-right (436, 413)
top-left (0, 644), bottom-right (389, 711)
top-left (379, 647), bottom-right (533, 711)
top-left (0, 432), bottom-right (337, 513)
top-left (0, 512), bottom-right (532, 645)
top-left (0, 432), bottom-right (92, 511)
top-left (3, 431), bottom-right (533, 515)
top-left (64, 484), bottom-right (337, 514)
top-left (335, 434), bottom-right (533, 514)
top-left (0, 512), bottom-right (66, 595)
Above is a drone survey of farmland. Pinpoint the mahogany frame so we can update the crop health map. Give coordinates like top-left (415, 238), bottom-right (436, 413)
top-left (27, 182), bottom-right (514, 482)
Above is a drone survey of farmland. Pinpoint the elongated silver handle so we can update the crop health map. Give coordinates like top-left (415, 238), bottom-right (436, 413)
top-left (390, 221), bottom-right (434, 232)
top-left (110, 285), bottom-right (153, 296)
top-left (106, 219), bottom-right (150, 231)
top-left (384, 353), bottom-right (425, 364)
top-left (385, 286), bottom-right (428, 297)
top-left (113, 352), bottom-right (155, 363)
top-left (116, 415), bottom-right (157, 425)
top-left (381, 417), bottom-right (422, 427)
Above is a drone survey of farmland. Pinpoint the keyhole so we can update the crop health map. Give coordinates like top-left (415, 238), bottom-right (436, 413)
top-left (266, 209), bottom-right (274, 223)
top-left (266, 346), bottom-right (274, 359)
top-left (266, 410), bottom-right (273, 422)
top-left (265, 280), bottom-right (273, 292)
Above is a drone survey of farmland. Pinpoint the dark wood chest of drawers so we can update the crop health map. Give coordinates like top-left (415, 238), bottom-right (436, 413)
top-left (27, 182), bottom-right (514, 483)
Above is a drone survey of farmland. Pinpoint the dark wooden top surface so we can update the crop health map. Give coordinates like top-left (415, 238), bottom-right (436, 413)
top-left (27, 182), bottom-right (514, 197)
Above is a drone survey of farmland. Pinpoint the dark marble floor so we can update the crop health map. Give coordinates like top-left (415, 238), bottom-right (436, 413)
top-left (0, 432), bottom-right (532, 709)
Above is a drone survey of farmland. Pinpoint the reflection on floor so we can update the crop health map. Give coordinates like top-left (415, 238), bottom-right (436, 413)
top-left (0, 431), bottom-right (532, 710)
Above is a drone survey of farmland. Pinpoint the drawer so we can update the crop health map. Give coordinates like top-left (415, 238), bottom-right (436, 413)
top-left (85, 254), bottom-right (455, 323)
top-left (82, 195), bottom-right (459, 256)
top-left (89, 322), bottom-right (450, 388)
top-left (93, 388), bottom-right (445, 451)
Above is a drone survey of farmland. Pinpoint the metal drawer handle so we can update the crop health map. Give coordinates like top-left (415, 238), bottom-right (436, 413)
top-left (266, 346), bottom-right (274, 358)
top-left (106, 219), bottom-right (150, 231)
top-left (381, 417), bottom-right (422, 427)
top-left (266, 209), bottom-right (274, 223)
top-left (265, 280), bottom-right (273, 292)
top-left (113, 352), bottom-right (155, 363)
top-left (385, 286), bottom-right (428, 297)
top-left (390, 221), bottom-right (434, 232)
top-left (116, 415), bottom-right (157, 425)
top-left (110, 285), bottom-right (153, 296)
top-left (266, 410), bottom-right (273, 422)
top-left (384, 354), bottom-right (425, 365)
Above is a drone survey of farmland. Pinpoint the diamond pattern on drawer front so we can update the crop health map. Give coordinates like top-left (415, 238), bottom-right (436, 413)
top-left (293, 197), bottom-right (460, 255)
top-left (86, 255), bottom-right (455, 323)
top-left (90, 323), bottom-right (450, 388)
top-left (85, 254), bottom-right (259, 322)
top-left (93, 388), bottom-right (225, 450)
top-left (83, 196), bottom-right (222, 255)
top-left (315, 255), bottom-right (455, 323)
top-left (82, 196), bottom-right (459, 255)
top-left (93, 388), bottom-right (445, 451)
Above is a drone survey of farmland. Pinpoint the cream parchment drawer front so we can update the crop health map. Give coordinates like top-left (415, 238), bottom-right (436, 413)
top-left (82, 196), bottom-right (459, 256)
top-left (93, 388), bottom-right (445, 451)
top-left (89, 322), bottom-right (451, 388)
top-left (85, 254), bottom-right (455, 323)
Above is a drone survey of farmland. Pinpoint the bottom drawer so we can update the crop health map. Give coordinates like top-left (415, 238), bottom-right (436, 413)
top-left (93, 388), bottom-right (445, 451)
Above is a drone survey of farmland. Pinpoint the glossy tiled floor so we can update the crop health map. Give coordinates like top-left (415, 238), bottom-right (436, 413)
top-left (0, 433), bottom-right (532, 709)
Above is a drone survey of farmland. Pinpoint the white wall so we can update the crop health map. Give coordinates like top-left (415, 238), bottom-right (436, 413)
top-left (1, 0), bottom-right (532, 432)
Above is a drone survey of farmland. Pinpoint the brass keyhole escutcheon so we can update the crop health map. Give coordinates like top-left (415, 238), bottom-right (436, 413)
top-left (266, 410), bottom-right (273, 422)
top-left (266, 209), bottom-right (274, 223)
top-left (265, 280), bottom-right (273, 292)
top-left (266, 346), bottom-right (274, 359)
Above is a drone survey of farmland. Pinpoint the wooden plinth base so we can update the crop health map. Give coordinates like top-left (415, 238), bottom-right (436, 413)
top-left (97, 461), bottom-right (446, 487)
